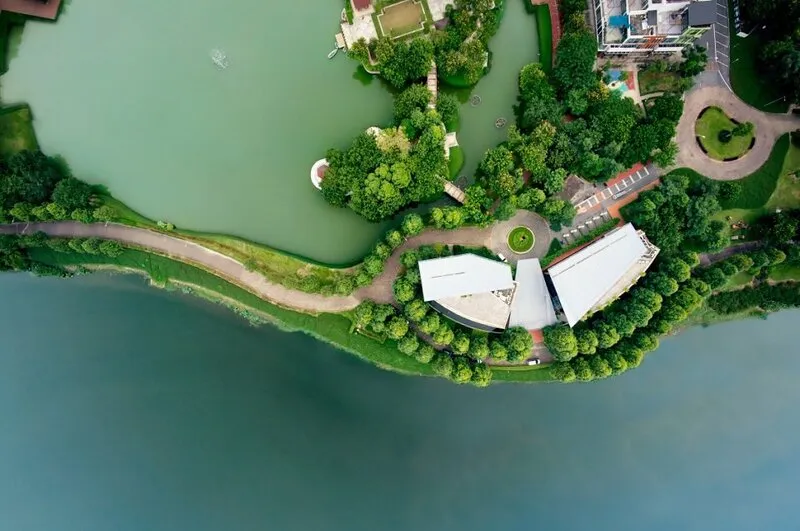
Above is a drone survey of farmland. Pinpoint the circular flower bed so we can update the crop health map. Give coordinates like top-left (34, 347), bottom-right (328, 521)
top-left (695, 106), bottom-right (755, 161)
top-left (507, 226), bottom-right (535, 254)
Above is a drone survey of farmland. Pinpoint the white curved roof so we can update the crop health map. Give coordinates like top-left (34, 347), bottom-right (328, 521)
top-left (419, 254), bottom-right (513, 301)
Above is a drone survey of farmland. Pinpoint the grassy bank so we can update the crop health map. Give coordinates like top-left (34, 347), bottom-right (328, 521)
top-left (530, 3), bottom-right (552, 74)
top-left (448, 145), bottom-right (464, 178)
top-left (720, 134), bottom-right (791, 210)
top-left (29, 246), bottom-right (556, 383)
top-left (29, 247), bottom-right (436, 376)
top-left (0, 104), bottom-right (38, 156)
top-left (729, 31), bottom-right (789, 113)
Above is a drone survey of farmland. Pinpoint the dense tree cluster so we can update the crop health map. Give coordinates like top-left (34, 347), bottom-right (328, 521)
top-left (0, 151), bottom-right (99, 224)
top-left (433, 0), bottom-right (501, 85)
top-left (709, 282), bottom-right (800, 314)
top-left (740, 0), bottom-right (800, 104)
top-left (621, 171), bottom-right (727, 252)
top-left (322, 98), bottom-right (448, 221)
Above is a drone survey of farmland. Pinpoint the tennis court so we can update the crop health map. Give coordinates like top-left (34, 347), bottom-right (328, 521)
top-left (377, 0), bottom-right (426, 38)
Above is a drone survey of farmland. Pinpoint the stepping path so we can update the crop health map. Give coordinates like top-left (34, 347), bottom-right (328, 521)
top-left (0, 212), bottom-right (553, 312)
top-left (675, 85), bottom-right (800, 181)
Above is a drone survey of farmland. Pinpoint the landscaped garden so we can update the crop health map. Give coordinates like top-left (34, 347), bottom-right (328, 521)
top-left (507, 226), bottom-right (535, 253)
top-left (695, 107), bottom-right (755, 161)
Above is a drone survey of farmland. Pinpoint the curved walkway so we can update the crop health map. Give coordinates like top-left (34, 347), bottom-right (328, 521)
top-left (675, 85), bottom-right (800, 181)
top-left (0, 221), bottom-right (361, 313)
top-left (0, 213), bottom-right (553, 312)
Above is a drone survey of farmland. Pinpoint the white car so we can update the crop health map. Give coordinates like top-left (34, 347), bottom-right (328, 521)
top-left (526, 358), bottom-right (541, 366)
top-left (498, 253), bottom-right (507, 262)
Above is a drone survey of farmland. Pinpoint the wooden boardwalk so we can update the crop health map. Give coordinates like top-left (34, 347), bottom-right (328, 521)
top-left (0, 0), bottom-right (62, 19)
top-left (426, 62), bottom-right (437, 109)
top-left (443, 181), bottom-right (466, 204)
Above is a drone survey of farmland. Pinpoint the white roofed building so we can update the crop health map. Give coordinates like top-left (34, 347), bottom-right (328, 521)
top-left (509, 259), bottom-right (558, 330)
top-left (419, 254), bottom-right (517, 332)
top-left (546, 223), bottom-right (659, 327)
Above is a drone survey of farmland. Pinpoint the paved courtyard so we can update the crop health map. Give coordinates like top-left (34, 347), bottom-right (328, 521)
top-left (427, 0), bottom-right (455, 22)
top-left (341, 13), bottom-right (378, 47)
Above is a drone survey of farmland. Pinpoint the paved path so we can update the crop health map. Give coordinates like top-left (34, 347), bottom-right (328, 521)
top-left (675, 84), bottom-right (800, 181)
top-left (1, 213), bottom-right (554, 311)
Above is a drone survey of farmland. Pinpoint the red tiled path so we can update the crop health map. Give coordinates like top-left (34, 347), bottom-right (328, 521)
top-left (0, 0), bottom-right (61, 19)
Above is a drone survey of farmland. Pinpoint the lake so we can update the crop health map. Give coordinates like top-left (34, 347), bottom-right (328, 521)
top-left (1, 0), bottom-right (538, 263)
top-left (1, 272), bottom-right (799, 531)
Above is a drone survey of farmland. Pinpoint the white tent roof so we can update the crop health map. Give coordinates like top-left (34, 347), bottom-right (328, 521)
top-left (509, 259), bottom-right (557, 330)
top-left (547, 224), bottom-right (647, 326)
top-left (419, 254), bottom-right (514, 302)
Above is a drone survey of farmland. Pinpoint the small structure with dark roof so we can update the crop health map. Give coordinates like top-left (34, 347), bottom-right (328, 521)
top-left (0, 0), bottom-right (62, 20)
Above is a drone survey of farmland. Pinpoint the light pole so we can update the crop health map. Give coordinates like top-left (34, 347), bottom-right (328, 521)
top-left (765, 95), bottom-right (786, 107)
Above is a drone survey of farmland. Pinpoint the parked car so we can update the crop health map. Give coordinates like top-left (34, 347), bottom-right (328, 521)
top-left (498, 253), bottom-right (507, 262)
top-left (526, 358), bottom-right (541, 366)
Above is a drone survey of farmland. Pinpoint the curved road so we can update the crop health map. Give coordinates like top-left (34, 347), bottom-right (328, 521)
top-left (675, 84), bottom-right (799, 181)
top-left (0, 211), bottom-right (553, 312)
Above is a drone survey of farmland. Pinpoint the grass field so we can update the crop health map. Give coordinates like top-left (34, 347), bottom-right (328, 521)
top-left (532, 4), bottom-right (552, 74)
top-left (376, 0), bottom-right (426, 38)
top-left (637, 70), bottom-right (683, 95)
top-left (507, 226), bottom-right (535, 253)
top-left (729, 31), bottom-right (790, 113)
top-left (695, 107), bottom-right (754, 161)
top-left (0, 104), bottom-right (38, 156)
top-left (719, 134), bottom-right (791, 210)
top-left (448, 145), bottom-right (464, 179)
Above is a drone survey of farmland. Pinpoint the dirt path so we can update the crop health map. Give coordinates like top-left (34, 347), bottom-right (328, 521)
top-left (2, 213), bottom-right (553, 312)
top-left (675, 85), bottom-right (800, 181)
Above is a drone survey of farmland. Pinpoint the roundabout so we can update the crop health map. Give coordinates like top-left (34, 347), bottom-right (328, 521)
top-left (694, 106), bottom-right (756, 162)
top-left (507, 226), bottom-right (535, 254)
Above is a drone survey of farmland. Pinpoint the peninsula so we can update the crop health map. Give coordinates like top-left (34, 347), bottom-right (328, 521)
top-left (0, 0), bottom-right (799, 386)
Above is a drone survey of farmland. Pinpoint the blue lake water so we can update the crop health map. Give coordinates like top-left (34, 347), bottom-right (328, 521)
top-left (1, 272), bottom-right (798, 530)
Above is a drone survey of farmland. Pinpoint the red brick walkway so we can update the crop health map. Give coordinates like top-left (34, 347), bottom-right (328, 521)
top-left (0, 0), bottom-right (61, 20)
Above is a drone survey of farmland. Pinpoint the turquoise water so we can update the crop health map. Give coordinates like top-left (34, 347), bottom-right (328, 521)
top-left (1, 272), bottom-right (799, 530)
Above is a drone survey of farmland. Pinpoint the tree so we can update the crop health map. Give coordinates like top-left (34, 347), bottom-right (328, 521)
top-left (571, 357), bottom-right (595, 382)
top-left (471, 363), bottom-right (492, 387)
top-left (80, 237), bottom-right (102, 255)
top-left (98, 240), bottom-right (124, 258)
top-left (678, 45), bottom-right (708, 77)
top-left (490, 340), bottom-right (508, 361)
top-left (432, 321), bottom-right (455, 346)
top-left (419, 312), bottom-right (440, 335)
top-left (386, 316), bottom-right (410, 340)
top-left (763, 212), bottom-right (798, 243)
top-left (30, 205), bottom-right (51, 220)
top-left (502, 326), bottom-right (534, 362)
top-left (468, 333), bottom-right (490, 360)
top-left (404, 298), bottom-right (429, 323)
top-left (354, 301), bottom-right (376, 329)
top-left (493, 198), bottom-right (516, 221)
top-left (363, 254), bottom-right (385, 277)
top-left (394, 84), bottom-right (433, 123)
top-left (542, 324), bottom-right (578, 361)
top-left (400, 249), bottom-right (421, 269)
top-left (401, 213), bottom-right (425, 237)
top-left (436, 93), bottom-right (460, 131)
top-left (551, 362), bottom-right (577, 382)
top-left (9, 202), bottom-right (32, 221)
top-left (575, 327), bottom-right (599, 355)
top-left (661, 258), bottom-right (692, 282)
top-left (451, 330), bottom-right (471, 355)
top-left (646, 272), bottom-right (680, 296)
top-left (733, 121), bottom-right (754, 137)
top-left (516, 188), bottom-right (546, 210)
top-left (553, 30), bottom-right (599, 97)
top-left (415, 344), bottom-right (436, 363)
top-left (70, 208), bottom-right (93, 223)
top-left (648, 93), bottom-right (684, 123)
top-left (593, 321), bottom-right (621, 349)
top-left (51, 177), bottom-right (93, 211)
top-left (718, 181), bottom-right (741, 203)
top-left (589, 356), bottom-right (613, 379)
top-left (45, 201), bottom-right (67, 220)
top-left (451, 356), bottom-right (473, 384)
top-left (398, 332), bottom-right (420, 355)
top-left (0, 150), bottom-right (64, 208)
top-left (431, 352), bottom-right (455, 378)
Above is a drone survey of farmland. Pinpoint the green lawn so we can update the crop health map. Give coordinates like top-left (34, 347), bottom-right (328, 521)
top-left (0, 104), bottom-right (39, 156)
top-left (695, 107), bottom-right (755, 161)
top-left (448, 145), bottom-right (464, 179)
top-left (769, 264), bottom-right (800, 282)
top-left (720, 134), bottom-right (791, 210)
top-left (507, 226), bottom-right (535, 253)
top-left (532, 4), bottom-right (552, 74)
top-left (637, 70), bottom-right (683, 95)
top-left (765, 140), bottom-right (800, 210)
top-left (729, 30), bottom-right (790, 113)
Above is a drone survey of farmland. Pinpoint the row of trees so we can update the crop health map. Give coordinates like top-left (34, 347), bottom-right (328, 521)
top-left (0, 150), bottom-right (107, 224)
top-left (433, 0), bottom-right (501, 85)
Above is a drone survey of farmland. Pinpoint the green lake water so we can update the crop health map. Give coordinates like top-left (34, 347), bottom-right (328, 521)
top-left (2, 272), bottom-right (800, 531)
top-left (1, 0), bottom-right (538, 262)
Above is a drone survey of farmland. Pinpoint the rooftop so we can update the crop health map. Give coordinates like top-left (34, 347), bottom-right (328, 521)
top-left (509, 259), bottom-right (558, 330)
top-left (419, 253), bottom-right (514, 302)
top-left (547, 223), bottom-right (656, 326)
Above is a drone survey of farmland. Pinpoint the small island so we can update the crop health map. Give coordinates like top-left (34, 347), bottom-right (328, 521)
top-left (0, 0), bottom-right (799, 386)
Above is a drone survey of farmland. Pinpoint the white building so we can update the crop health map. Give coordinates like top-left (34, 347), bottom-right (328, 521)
top-left (509, 259), bottom-right (558, 330)
top-left (418, 254), bottom-right (517, 332)
top-left (546, 223), bottom-right (660, 327)
top-left (590, 0), bottom-right (716, 55)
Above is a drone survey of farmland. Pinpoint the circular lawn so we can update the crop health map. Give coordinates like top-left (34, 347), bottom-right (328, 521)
top-left (695, 106), bottom-right (755, 161)
top-left (507, 226), bottom-right (535, 254)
